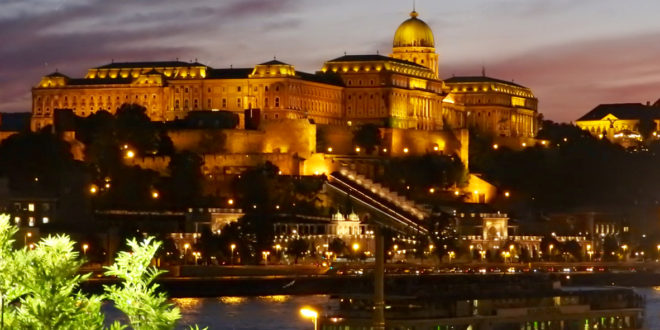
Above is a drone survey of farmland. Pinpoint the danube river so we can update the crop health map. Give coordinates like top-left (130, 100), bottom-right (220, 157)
top-left (106, 287), bottom-right (660, 329)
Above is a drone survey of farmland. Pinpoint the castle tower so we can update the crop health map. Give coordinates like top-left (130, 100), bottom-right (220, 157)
top-left (390, 11), bottom-right (439, 78)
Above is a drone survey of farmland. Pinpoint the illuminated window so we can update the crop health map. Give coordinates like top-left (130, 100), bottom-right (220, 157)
top-left (42, 217), bottom-right (49, 224)
top-left (14, 217), bottom-right (20, 225)
top-left (28, 217), bottom-right (35, 227)
top-left (28, 203), bottom-right (35, 212)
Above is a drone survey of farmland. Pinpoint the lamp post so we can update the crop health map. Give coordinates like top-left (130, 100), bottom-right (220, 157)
top-left (183, 243), bottom-right (190, 265)
top-left (262, 251), bottom-right (270, 266)
top-left (548, 244), bottom-right (554, 261)
top-left (82, 243), bottom-right (89, 256)
top-left (24, 231), bottom-right (32, 247)
top-left (300, 307), bottom-right (318, 330)
top-left (230, 244), bottom-right (236, 265)
top-left (448, 251), bottom-right (455, 263)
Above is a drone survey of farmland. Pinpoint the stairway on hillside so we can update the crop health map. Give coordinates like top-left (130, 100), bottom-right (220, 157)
top-left (337, 167), bottom-right (431, 220)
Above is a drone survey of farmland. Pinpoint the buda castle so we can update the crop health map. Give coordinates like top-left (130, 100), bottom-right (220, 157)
top-left (31, 11), bottom-right (540, 144)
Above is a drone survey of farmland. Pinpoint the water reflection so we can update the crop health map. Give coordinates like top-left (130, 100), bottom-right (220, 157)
top-left (174, 295), bottom-right (329, 330)
top-left (218, 296), bottom-right (248, 305)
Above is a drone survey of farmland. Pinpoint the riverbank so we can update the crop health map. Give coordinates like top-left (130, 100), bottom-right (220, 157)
top-left (82, 271), bottom-right (660, 297)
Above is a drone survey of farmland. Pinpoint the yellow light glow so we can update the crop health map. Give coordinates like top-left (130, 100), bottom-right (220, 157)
top-left (126, 150), bottom-right (135, 158)
top-left (493, 144), bottom-right (499, 150)
top-left (504, 191), bottom-right (510, 197)
top-left (352, 243), bottom-right (360, 251)
top-left (300, 307), bottom-right (318, 319)
top-left (454, 190), bottom-right (460, 196)
top-left (403, 147), bottom-right (409, 153)
top-left (228, 199), bottom-right (234, 205)
top-left (327, 147), bottom-right (333, 153)
top-left (521, 142), bottom-right (527, 147)
top-left (89, 185), bottom-right (98, 194)
top-left (429, 188), bottom-right (435, 194)
top-left (152, 191), bottom-right (159, 199)
top-left (355, 146), bottom-right (361, 153)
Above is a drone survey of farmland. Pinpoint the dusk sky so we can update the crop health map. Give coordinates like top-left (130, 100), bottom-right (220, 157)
top-left (3, 0), bottom-right (660, 122)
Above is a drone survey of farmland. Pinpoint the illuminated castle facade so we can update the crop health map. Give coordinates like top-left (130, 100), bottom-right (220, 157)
top-left (31, 11), bottom-right (540, 140)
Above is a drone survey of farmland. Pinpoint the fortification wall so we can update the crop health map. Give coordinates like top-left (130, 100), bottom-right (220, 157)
top-left (167, 129), bottom-right (264, 154)
top-left (259, 118), bottom-right (316, 157)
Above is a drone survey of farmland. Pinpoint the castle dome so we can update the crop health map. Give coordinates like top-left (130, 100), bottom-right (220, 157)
top-left (393, 11), bottom-right (435, 48)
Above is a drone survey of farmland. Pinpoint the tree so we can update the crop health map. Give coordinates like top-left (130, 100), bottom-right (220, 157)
top-left (166, 151), bottom-right (204, 207)
top-left (352, 124), bottom-right (382, 154)
top-left (0, 215), bottom-right (205, 329)
top-left (328, 238), bottom-right (346, 257)
top-left (104, 237), bottom-right (181, 329)
top-left (287, 239), bottom-right (308, 264)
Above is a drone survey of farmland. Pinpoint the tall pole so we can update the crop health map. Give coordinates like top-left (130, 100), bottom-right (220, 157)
top-left (373, 226), bottom-right (385, 329)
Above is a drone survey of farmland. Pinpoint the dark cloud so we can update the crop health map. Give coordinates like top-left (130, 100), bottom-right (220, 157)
top-left (0, 0), bottom-right (304, 112)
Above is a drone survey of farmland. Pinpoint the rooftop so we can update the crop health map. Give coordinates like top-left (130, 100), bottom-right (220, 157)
top-left (444, 76), bottom-right (527, 89)
top-left (326, 54), bottom-right (427, 69)
top-left (577, 103), bottom-right (660, 121)
top-left (95, 61), bottom-right (206, 69)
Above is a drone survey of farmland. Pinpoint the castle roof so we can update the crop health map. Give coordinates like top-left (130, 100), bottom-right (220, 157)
top-left (444, 76), bottom-right (527, 89)
top-left (327, 54), bottom-right (427, 69)
top-left (205, 68), bottom-right (253, 79)
top-left (259, 59), bottom-right (290, 65)
top-left (95, 61), bottom-right (206, 69)
top-left (393, 11), bottom-right (435, 48)
top-left (577, 103), bottom-right (660, 121)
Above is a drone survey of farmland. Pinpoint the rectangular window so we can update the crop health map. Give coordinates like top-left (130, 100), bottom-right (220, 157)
top-left (222, 98), bottom-right (227, 108)
top-left (237, 86), bottom-right (242, 92)
top-left (28, 203), bottom-right (35, 212)
top-left (42, 217), bottom-right (49, 224)
top-left (237, 98), bottom-right (241, 108)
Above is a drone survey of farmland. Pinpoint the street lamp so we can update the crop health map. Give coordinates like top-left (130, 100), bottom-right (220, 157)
top-left (479, 250), bottom-right (486, 261)
top-left (352, 243), bottom-right (360, 252)
top-left (448, 251), bottom-right (455, 263)
top-left (548, 244), bottom-right (554, 260)
top-left (152, 191), bottom-right (159, 199)
top-left (184, 243), bottom-right (190, 264)
top-left (262, 251), bottom-right (270, 266)
top-left (24, 231), bottom-right (32, 246)
top-left (230, 243), bottom-right (236, 265)
top-left (82, 243), bottom-right (89, 256)
top-left (300, 307), bottom-right (318, 330)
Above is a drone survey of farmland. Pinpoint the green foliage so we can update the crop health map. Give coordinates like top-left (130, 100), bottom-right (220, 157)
top-left (12, 235), bottom-right (104, 329)
top-left (0, 215), bottom-right (205, 329)
top-left (104, 237), bottom-right (180, 330)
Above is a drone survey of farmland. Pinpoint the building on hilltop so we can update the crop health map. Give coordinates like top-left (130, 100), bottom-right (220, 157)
top-left (575, 102), bottom-right (660, 147)
top-left (31, 10), bottom-right (541, 144)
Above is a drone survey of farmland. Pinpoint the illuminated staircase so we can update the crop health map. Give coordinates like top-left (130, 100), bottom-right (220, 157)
top-left (325, 167), bottom-right (430, 234)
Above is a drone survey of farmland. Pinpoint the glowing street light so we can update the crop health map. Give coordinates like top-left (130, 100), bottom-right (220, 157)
top-left (82, 243), bottom-right (89, 256)
top-left (24, 231), bottom-right (32, 246)
top-left (327, 147), bottom-right (333, 153)
top-left (403, 147), bottom-right (409, 154)
top-left (262, 251), bottom-right (270, 266)
top-left (300, 307), bottom-right (319, 330)
top-left (355, 146), bottom-right (361, 153)
top-left (183, 243), bottom-right (190, 264)
top-left (230, 243), bottom-right (236, 265)
top-left (125, 150), bottom-right (135, 159)
top-left (504, 191), bottom-right (510, 198)
top-left (448, 251), bottom-right (455, 263)
top-left (89, 185), bottom-right (98, 194)
top-left (152, 191), bottom-right (159, 199)
top-left (492, 144), bottom-right (499, 150)
top-left (352, 243), bottom-right (360, 252)
top-left (228, 198), bottom-right (234, 206)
